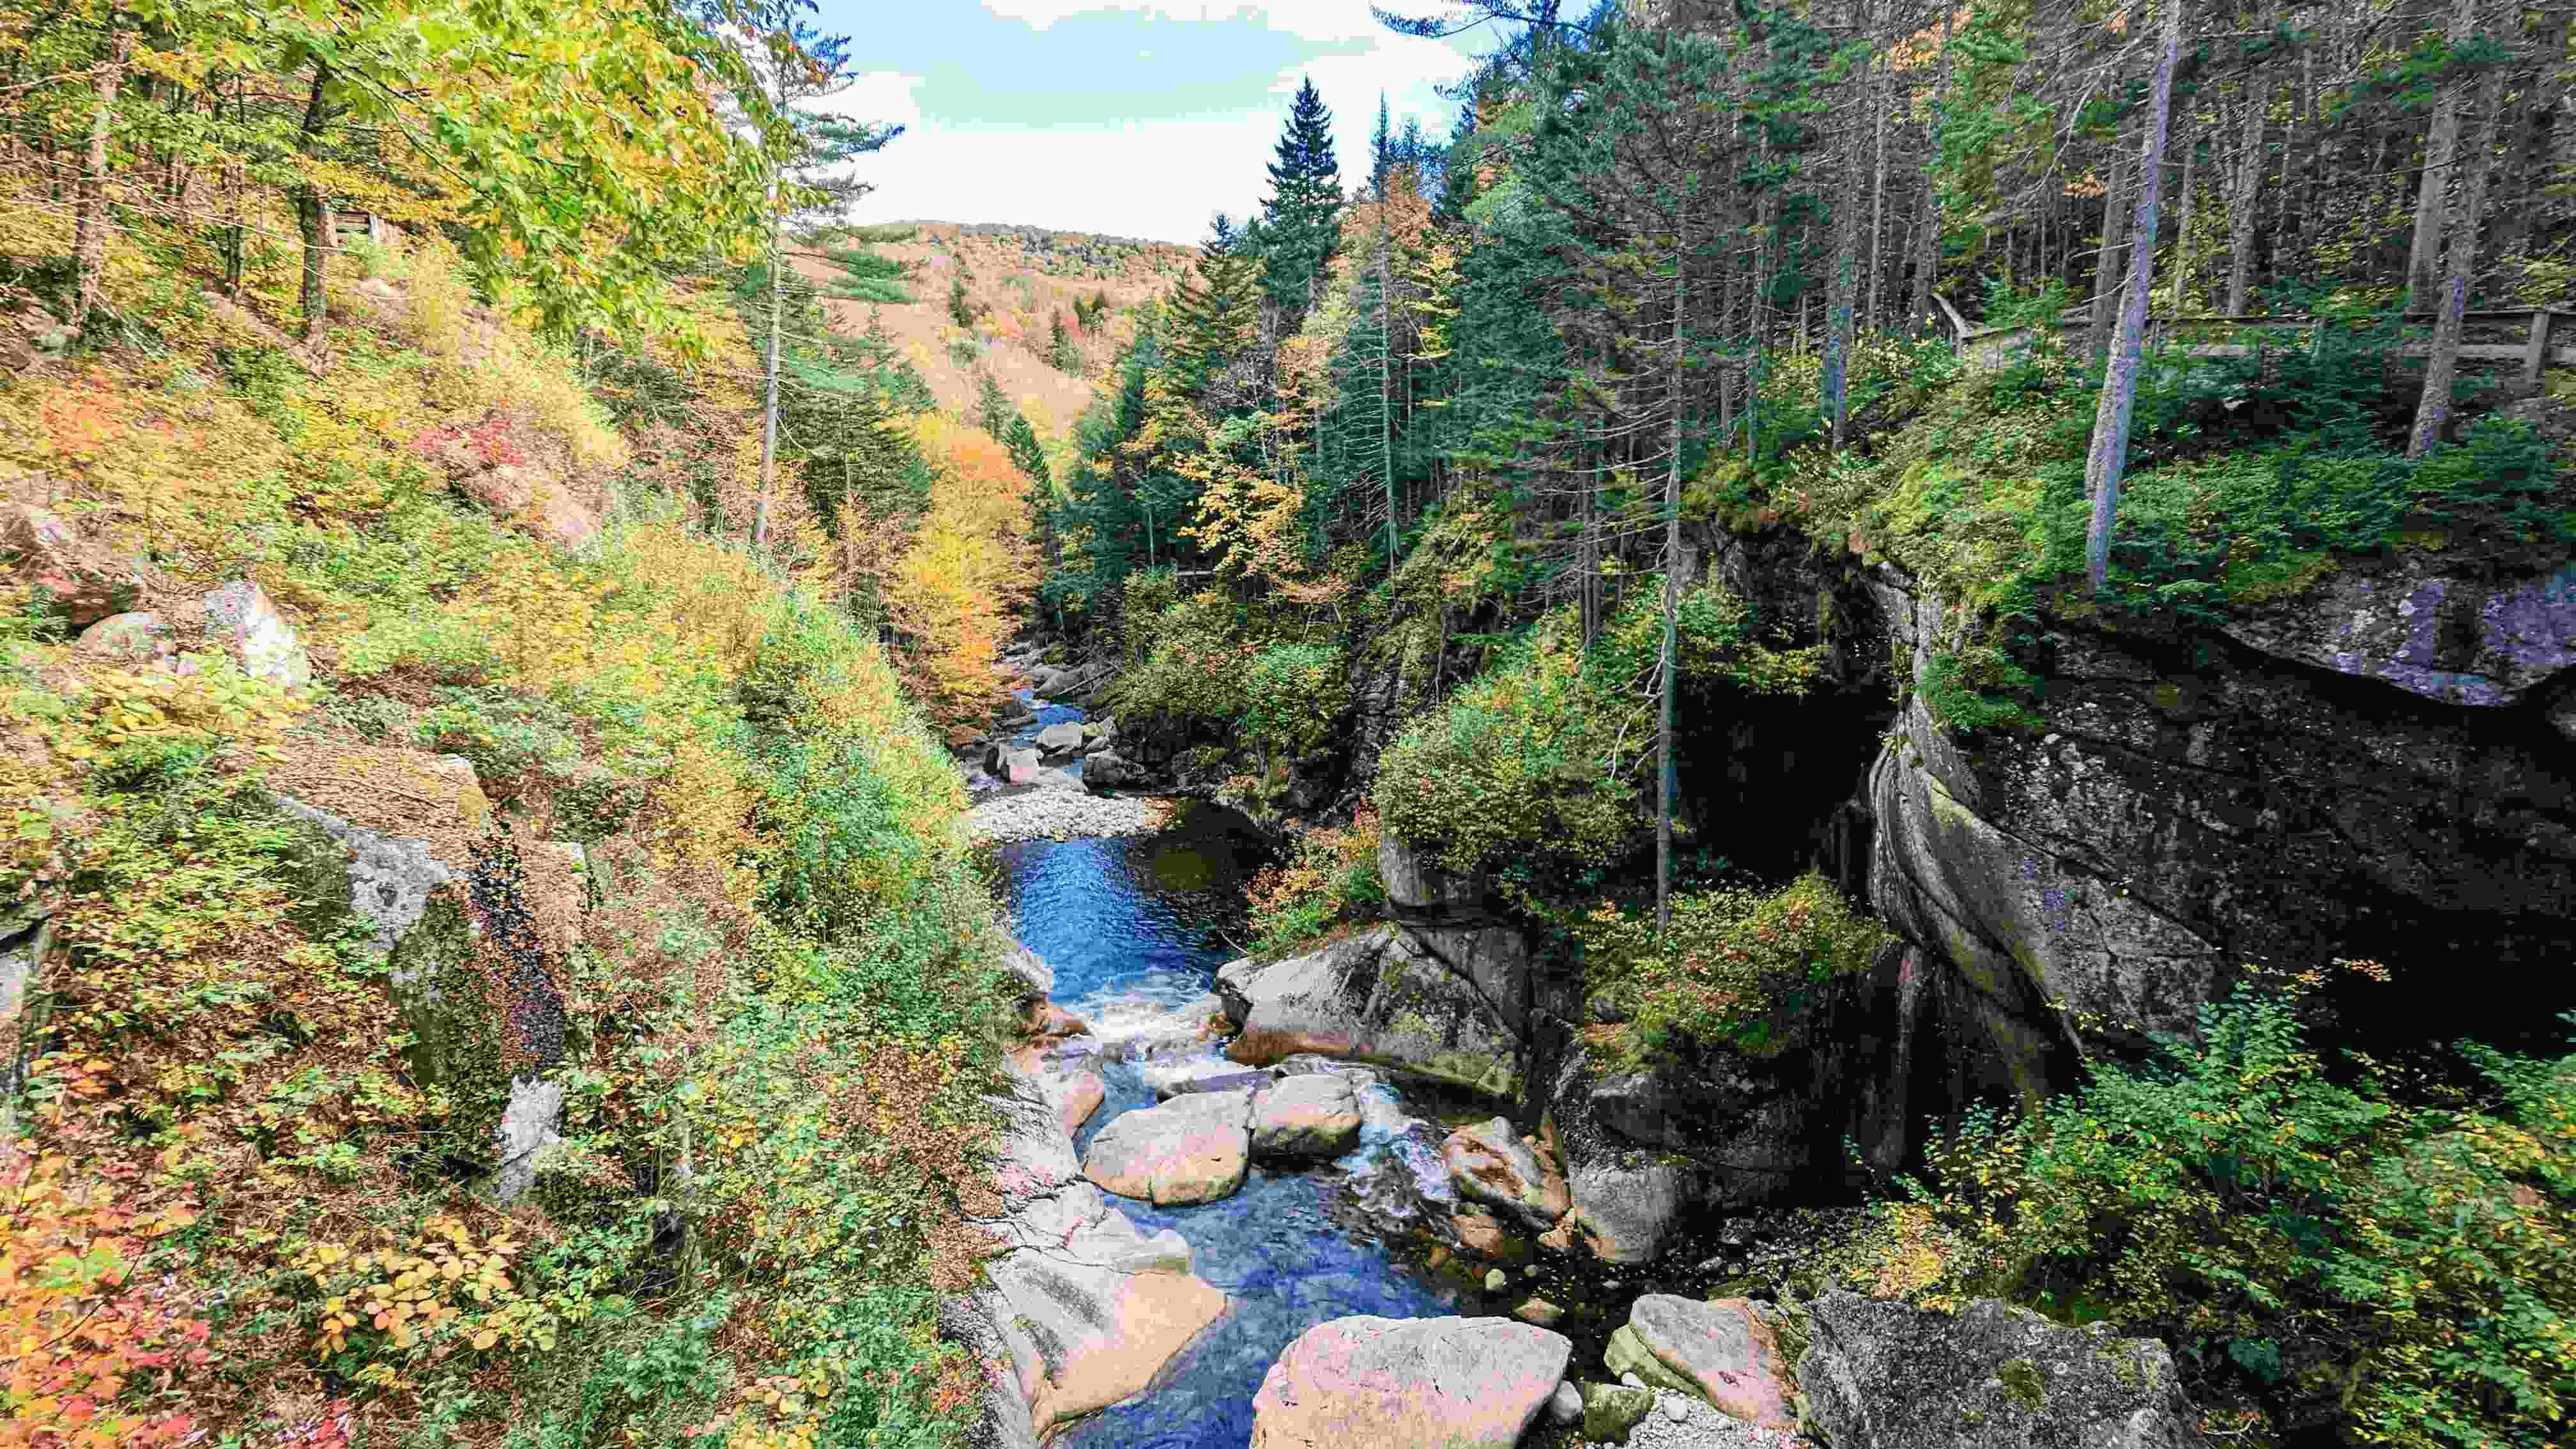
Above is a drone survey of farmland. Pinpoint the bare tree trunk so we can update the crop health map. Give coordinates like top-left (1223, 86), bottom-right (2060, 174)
top-left (1657, 198), bottom-right (1689, 932)
top-left (2225, 62), bottom-right (2273, 312)
top-left (2410, 10), bottom-right (2514, 457)
top-left (2170, 111), bottom-right (2198, 310)
top-left (2405, 0), bottom-right (2479, 307)
top-left (1379, 220), bottom-right (1397, 578)
top-left (293, 60), bottom-right (331, 342)
top-left (1864, 0), bottom-right (1891, 334)
top-left (2089, 141), bottom-right (2135, 365)
top-left (72, 15), bottom-right (130, 323)
top-left (1907, 3), bottom-right (1955, 337)
top-left (2085, 0), bottom-right (2188, 594)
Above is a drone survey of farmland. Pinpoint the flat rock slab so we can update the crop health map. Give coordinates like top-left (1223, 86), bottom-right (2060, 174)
top-left (1798, 1290), bottom-right (2209, 1449)
top-left (1443, 1116), bottom-right (1569, 1229)
top-left (1616, 1295), bottom-right (1795, 1429)
top-left (1250, 1315), bottom-right (1573, 1449)
top-left (950, 1062), bottom-right (1229, 1449)
top-left (1223, 924), bottom-right (1523, 1101)
top-left (1083, 1088), bottom-right (1255, 1205)
top-left (1252, 1072), bottom-right (1363, 1159)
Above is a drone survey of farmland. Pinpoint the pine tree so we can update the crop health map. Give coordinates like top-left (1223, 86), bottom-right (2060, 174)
top-left (1005, 413), bottom-right (1049, 485)
top-left (1255, 76), bottom-right (1344, 326)
top-left (948, 275), bottom-right (983, 329)
top-left (1167, 243), bottom-right (1265, 391)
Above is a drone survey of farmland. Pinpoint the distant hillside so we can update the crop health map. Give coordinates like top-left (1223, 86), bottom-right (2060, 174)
top-left (791, 221), bottom-right (1197, 473)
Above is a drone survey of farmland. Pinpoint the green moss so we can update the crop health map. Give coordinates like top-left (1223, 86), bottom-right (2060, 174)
top-left (1997, 1356), bottom-right (2046, 1411)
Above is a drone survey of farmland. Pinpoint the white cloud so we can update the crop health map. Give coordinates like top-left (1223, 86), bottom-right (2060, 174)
top-left (822, 4), bottom-right (1486, 243)
top-left (977, 0), bottom-right (1389, 43)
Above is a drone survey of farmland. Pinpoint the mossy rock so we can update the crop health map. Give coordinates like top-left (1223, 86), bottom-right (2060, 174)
top-left (1580, 1383), bottom-right (1656, 1443)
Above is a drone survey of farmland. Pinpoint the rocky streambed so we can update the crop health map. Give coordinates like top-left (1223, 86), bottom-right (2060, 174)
top-left (940, 650), bottom-right (2216, 1448)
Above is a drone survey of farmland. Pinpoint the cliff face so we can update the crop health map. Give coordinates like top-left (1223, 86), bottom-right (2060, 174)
top-left (1710, 524), bottom-right (2576, 1119)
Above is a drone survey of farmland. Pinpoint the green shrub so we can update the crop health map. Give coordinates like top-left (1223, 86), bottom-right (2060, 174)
top-left (1374, 585), bottom-right (1820, 880)
top-left (1374, 612), bottom-right (1641, 878)
top-left (1108, 592), bottom-right (1255, 735)
top-left (1246, 811), bottom-right (1386, 957)
top-left (1241, 641), bottom-right (1347, 760)
top-left (1867, 982), bottom-right (2576, 1448)
top-left (1575, 872), bottom-right (1890, 1059)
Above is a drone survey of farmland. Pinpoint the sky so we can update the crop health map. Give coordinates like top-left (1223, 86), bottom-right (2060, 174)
top-left (806, 1), bottom-right (1500, 245)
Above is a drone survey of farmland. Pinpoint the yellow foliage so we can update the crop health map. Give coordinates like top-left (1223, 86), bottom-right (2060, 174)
top-left (885, 415), bottom-right (1038, 723)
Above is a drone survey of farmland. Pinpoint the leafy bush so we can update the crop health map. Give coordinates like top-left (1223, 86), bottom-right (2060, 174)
top-left (1575, 872), bottom-right (1890, 1059)
top-left (1851, 979), bottom-right (2576, 1448)
top-left (1374, 585), bottom-right (1821, 880)
top-left (1241, 641), bottom-right (1347, 761)
top-left (1246, 809), bottom-right (1387, 956)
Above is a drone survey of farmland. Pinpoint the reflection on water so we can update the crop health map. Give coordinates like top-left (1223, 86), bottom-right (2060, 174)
top-left (990, 804), bottom-right (1459, 1449)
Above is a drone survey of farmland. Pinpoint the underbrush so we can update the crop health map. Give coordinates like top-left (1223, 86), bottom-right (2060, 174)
top-left (1828, 970), bottom-right (2576, 1449)
top-left (1, 226), bottom-right (1006, 1447)
top-left (1108, 579), bottom-right (1352, 802)
top-left (1714, 321), bottom-right (2572, 734)
top-left (1243, 808), bottom-right (1386, 958)
top-left (1573, 871), bottom-right (1891, 1061)
top-left (1372, 581), bottom-right (1822, 882)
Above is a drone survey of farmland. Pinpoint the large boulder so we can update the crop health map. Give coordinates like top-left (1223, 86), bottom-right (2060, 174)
top-left (201, 580), bottom-right (310, 690)
top-left (75, 581), bottom-right (310, 691)
top-left (1604, 1296), bottom-right (1794, 1429)
top-left (3, 503), bottom-right (147, 627)
top-left (264, 749), bottom-right (582, 1204)
top-left (1797, 1291), bottom-right (2209, 1449)
top-left (1223, 924), bottom-right (1524, 1101)
top-left (1377, 831), bottom-right (1487, 917)
top-left (1441, 1117), bottom-right (1569, 1230)
top-left (987, 746), bottom-right (1043, 786)
top-left (1252, 1071), bottom-right (1363, 1159)
top-left (1249, 1315), bottom-right (1573, 1449)
top-left (1563, 1155), bottom-right (1691, 1264)
top-left (948, 1070), bottom-right (1228, 1448)
top-left (1036, 721), bottom-right (1087, 756)
top-left (1082, 1088), bottom-right (1255, 1205)
top-left (1085, 749), bottom-right (1148, 789)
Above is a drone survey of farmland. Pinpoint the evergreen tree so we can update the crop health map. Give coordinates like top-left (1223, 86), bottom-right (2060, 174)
top-left (975, 370), bottom-right (1016, 440)
top-left (1370, 92), bottom-right (1397, 198)
top-left (1005, 413), bottom-right (1049, 485)
top-left (1166, 243), bottom-right (1265, 392)
top-left (1255, 75), bottom-right (1344, 326)
top-left (947, 275), bottom-right (983, 329)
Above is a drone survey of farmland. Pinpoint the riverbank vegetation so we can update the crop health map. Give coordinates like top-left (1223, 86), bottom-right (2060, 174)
top-left (0, 0), bottom-right (1039, 1439)
top-left (1834, 978), bottom-right (2576, 1447)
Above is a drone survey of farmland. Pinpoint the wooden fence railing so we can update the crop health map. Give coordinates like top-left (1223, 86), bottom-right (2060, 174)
top-left (1932, 293), bottom-right (2573, 388)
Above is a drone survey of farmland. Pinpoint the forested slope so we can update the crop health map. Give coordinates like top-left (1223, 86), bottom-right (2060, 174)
top-left (0, 0), bottom-right (1062, 1443)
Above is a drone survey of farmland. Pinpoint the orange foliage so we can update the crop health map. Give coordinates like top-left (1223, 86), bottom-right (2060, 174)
top-left (885, 415), bottom-right (1037, 723)
top-left (2, 1140), bottom-right (210, 1449)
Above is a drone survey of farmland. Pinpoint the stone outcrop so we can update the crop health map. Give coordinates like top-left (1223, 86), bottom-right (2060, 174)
top-left (265, 747), bottom-right (585, 1204)
top-left (4, 503), bottom-right (148, 628)
top-left (1603, 1295), bottom-right (1795, 1429)
top-left (1248, 1315), bottom-right (1572, 1449)
top-left (1441, 1117), bottom-right (1568, 1230)
top-left (1251, 1071), bottom-right (1363, 1158)
top-left (1082, 1088), bottom-right (1255, 1205)
top-left (1219, 926), bottom-right (1524, 1100)
top-left (1861, 553), bottom-right (2576, 1100)
top-left (947, 1069), bottom-right (1228, 1448)
top-left (1796, 1291), bottom-right (2209, 1449)
top-left (76, 580), bottom-right (311, 691)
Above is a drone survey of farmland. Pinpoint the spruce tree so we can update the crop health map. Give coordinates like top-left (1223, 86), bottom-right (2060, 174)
top-left (1255, 76), bottom-right (1344, 326)
top-left (1005, 414), bottom-right (1049, 485)
top-left (1167, 244), bottom-right (1264, 391)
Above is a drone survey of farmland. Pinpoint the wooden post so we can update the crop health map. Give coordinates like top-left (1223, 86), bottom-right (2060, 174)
top-left (2528, 309), bottom-right (2556, 390)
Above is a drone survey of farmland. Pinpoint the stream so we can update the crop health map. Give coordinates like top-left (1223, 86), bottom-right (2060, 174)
top-left (979, 696), bottom-right (1465, 1449)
